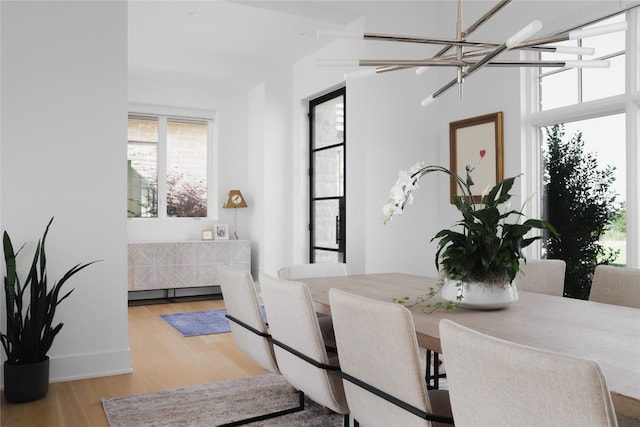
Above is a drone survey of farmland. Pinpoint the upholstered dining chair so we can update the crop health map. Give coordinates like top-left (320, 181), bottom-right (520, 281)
top-left (329, 288), bottom-right (454, 427)
top-left (277, 262), bottom-right (347, 349)
top-left (439, 319), bottom-right (619, 427)
top-left (218, 265), bottom-right (278, 373)
top-left (277, 262), bottom-right (349, 280)
top-left (589, 264), bottom-right (640, 308)
top-left (259, 272), bottom-right (350, 426)
top-left (217, 266), bottom-right (305, 426)
top-left (516, 259), bottom-right (566, 296)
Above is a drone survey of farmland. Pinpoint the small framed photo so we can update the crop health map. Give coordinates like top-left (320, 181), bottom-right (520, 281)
top-left (201, 229), bottom-right (214, 241)
top-left (214, 224), bottom-right (229, 240)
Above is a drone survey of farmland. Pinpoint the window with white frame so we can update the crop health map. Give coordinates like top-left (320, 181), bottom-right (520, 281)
top-left (539, 14), bottom-right (626, 110)
top-left (127, 114), bottom-right (212, 219)
top-left (526, 7), bottom-right (639, 268)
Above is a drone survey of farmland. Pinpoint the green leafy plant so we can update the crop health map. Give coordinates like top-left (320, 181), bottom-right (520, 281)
top-left (383, 163), bottom-right (559, 310)
top-left (1, 218), bottom-right (99, 365)
top-left (544, 124), bottom-right (619, 299)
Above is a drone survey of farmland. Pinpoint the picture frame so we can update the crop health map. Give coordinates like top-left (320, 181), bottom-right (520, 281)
top-left (449, 111), bottom-right (504, 203)
top-left (214, 224), bottom-right (229, 240)
top-left (201, 229), bottom-right (214, 241)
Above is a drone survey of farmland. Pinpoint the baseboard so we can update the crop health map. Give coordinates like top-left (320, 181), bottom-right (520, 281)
top-left (0, 348), bottom-right (133, 388)
top-left (128, 286), bottom-right (222, 304)
top-left (48, 348), bottom-right (133, 383)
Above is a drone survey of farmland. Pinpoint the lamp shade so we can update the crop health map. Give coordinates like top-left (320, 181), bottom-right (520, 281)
top-left (223, 190), bottom-right (248, 208)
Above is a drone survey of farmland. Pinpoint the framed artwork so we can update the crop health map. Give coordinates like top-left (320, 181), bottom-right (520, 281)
top-left (449, 111), bottom-right (504, 203)
top-left (201, 229), bottom-right (214, 241)
top-left (214, 224), bottom-right (229, 240)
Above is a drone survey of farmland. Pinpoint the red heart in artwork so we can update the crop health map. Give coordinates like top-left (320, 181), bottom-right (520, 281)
top-left (479, 149), bottom-right (486, 158)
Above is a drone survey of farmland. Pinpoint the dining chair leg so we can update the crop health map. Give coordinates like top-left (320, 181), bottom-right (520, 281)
top-left (217, 389), bottom-right (305, 426)
top-left (425, 350), bottom-right (445, 390)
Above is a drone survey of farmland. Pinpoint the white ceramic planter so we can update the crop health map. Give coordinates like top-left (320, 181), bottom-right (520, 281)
top-left (442, 279), bottom-right (518, 310)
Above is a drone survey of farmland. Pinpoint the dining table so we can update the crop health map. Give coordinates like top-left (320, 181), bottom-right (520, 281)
top-left (301, 272), bottom-right (640, 421)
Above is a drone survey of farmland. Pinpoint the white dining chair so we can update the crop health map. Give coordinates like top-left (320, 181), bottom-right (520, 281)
top-left (277, 262), bottom-right (347, 349)
top-left (218, 265), bottom-right (278, 374)
top-left (217, 265), bottom-right (306, 426)
top-left (329, 288), bottom-right (453, 427)
top-left (439, 319), bottom-right (619, 427)
top-left (516, 259), bottom-right (566, 296)
top-left (589, 264), bottom-right (640, 308)
top-left (259, 272), bottom-right (350, 426)
top-left (277, 263), bottom-right (349, 280)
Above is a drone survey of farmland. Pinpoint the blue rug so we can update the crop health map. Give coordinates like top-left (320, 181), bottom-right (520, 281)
top-left (160, 308), bottom-right (266, 337)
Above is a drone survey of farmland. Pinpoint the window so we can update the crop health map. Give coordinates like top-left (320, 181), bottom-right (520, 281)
top-left (539, 14), bottom-right (626, 110)
top-left (128, 114), bottom-right (211, 219)
top-left (525, 7), bottom-right (639, 269)
top-left (128, 116), bottom-right (158, 218)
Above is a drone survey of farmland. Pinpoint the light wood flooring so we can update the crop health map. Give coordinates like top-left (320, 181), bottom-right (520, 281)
top-left (1, 299), bottom-right (266, 427)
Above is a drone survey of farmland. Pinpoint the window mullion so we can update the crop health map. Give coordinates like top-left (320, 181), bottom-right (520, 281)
top-left (157, 117), bottom-right (168, 219)
top-left (577, 39), bottom-right (583, 104)
top-left (625, 7), bottom-right (639, 267)
top-left (207, 119), bottom-right (217, 220)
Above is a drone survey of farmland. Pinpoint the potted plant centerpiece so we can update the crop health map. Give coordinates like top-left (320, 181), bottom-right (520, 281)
top-left (1, 218), bottom-right (98, 402)
top-left (383, 162), bottom-right (558, 310)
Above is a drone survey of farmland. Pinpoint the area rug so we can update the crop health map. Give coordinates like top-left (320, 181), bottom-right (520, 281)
top-left (102, 373), bottom-right (342, 427)
top-left (159, 307), bottom-right (266, 337)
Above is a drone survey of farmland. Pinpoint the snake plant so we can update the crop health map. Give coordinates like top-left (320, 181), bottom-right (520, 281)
top-left (1, 218), bottom-right (99, 365)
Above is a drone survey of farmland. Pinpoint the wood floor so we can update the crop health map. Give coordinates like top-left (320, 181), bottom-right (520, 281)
top-left (1, 299), bottom-right (267, 427)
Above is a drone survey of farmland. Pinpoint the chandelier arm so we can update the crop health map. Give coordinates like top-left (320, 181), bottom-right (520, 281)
top-left (463, 0), bottom-right (513, 36)
top-left (362, 22), bottom-right (624, 50)
top-left (362, 41), bottom-right (578, 74)
top-left (514, 34), bottom-right (569, 49)
top-left (359, 38), bottom-right (566, 75)
top-left (360, 59), bottom-right (467, 67)
top-left (432, 44), bottom-right (508, 99)
top-left (355, 36), bottom-right (574, 73)
top-left (358, 59), bottom-right (603, 68)
top-left (430, 19), bottom-right (542, 99)
top-left (362, 33), bottom-right (498, 48)
top-left (412, 0), bottom-right (512, 70)
top-left (355, 0), bottom-right (512, 74)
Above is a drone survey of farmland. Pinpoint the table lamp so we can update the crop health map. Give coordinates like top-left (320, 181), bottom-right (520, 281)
top-left (223, 190), bottom-right (248, 239)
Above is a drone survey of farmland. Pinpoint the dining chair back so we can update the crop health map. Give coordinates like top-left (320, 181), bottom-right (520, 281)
top-left (439, 319), bottom-right (618, 427)
top-left (217, 265), bottom-right (278, 373)
top-left (329, 288), bottom-right (453, 427)
top-left (259, 272), bottom-right (350, 420)
top-left (589, 264), bottom-right (640, 308)
top-left (277, 263), bottom-right (349, 280)
top-left (516, 259), bottom-right (566, 296)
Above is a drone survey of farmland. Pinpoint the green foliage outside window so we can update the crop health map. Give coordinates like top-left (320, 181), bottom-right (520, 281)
top-left (543, 124), bottom-right (620, 300)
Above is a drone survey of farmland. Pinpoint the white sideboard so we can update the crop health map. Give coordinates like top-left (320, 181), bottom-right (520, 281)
top-left (127, 240), bottom-right (251, 291)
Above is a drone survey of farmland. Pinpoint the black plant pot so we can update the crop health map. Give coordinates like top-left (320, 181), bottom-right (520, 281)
top-left (3, 357), bottom-right (50, 403)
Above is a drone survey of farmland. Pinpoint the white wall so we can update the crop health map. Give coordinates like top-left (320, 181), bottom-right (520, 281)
top-left (248, 69), bottom-right (295, 278)
top-left (247, 83), bottom-right (266, 278)
top-left (1, 1), bottom-right (130, 382)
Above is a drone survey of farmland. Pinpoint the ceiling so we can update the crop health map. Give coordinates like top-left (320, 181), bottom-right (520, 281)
top-left (128, 0), bottom-right (392, 88)
top-left (128, 1), bottom-right (640, 89)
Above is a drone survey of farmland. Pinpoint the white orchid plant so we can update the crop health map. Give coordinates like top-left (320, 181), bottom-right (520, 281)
top-left (383, 162), bottom-right (559, 285)
top-left (383, 163), bottom-right (474, 225)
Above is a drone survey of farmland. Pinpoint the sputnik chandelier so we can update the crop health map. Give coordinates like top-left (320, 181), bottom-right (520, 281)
top-left (318, 0), bottom-right (627, 106)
